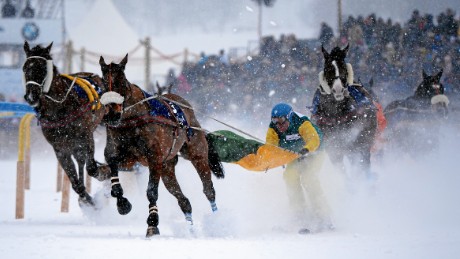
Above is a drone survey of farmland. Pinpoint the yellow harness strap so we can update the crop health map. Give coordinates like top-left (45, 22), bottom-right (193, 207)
top-left (61, 74), bottom-right (101, 110)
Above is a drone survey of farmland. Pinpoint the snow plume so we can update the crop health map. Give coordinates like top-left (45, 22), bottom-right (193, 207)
top-left (326, 124), bottom-right (460, 235)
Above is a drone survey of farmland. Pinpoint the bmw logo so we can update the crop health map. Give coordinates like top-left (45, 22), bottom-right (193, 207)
top-left (22, 22), bottom-right (40, 41)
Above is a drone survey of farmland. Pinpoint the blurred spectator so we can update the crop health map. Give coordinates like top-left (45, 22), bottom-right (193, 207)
top-left (2, 0), bottom-right (16, 18)
top-left (318, 22), bottom-right (334, 46)
top-left (218, 49), bottom-right (229, 66)
top-left (20, 0), bottom-right (34, 18)
top-left (167, 8), bottom-right (460, 120)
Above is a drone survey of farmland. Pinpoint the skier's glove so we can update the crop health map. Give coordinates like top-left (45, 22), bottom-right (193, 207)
top-left (297, 148), bottom-right (309, 161)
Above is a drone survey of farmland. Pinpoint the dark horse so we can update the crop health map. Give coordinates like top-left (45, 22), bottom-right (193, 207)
top-left (22, 41), bottom-right (109, 206)
top-left (99, 54), bottom-right (224, 237)
top-left (310, 45), bottom-right (378, 178)
top-left (383, 70), bottom-right (449, 154)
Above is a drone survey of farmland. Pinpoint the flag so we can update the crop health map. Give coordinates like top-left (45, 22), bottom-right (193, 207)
top-left (207, 130), bottom-right (299, 171)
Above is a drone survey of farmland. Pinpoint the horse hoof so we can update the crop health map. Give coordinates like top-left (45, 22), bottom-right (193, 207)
top-left (78, 194), bottom-right (95, 207)
top-left (95, 165), bottom-right (111, 181)
top-left (146, 226), bottom-right (160, 237)
top-left (185, 213), bottom-right (193, 225)
top-left (210, 201), bottom-right (218, 212)
top-left (117, 197), bottom-right (132, 215)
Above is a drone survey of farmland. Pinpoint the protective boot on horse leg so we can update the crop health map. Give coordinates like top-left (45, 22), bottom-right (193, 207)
top-left (146, 169), bottom-right (162, 237)
top-left (107, 155), bottom-right (132, 216)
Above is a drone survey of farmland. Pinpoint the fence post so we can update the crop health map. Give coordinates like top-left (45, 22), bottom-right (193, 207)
top-left (80, 47), bottom-right (86, 72)
top-left (183, 48), bottom-right (188, 64)
top-left (56, 162), bottom-right (63, 192)
top-left (85, 170), bottom-right (91, 194)
top-left (143, 37), bottom-right (152, 93)
top-left (61, 174), bottom-right (70, 213)
top-left (65, 40), bottom-right (73, 74)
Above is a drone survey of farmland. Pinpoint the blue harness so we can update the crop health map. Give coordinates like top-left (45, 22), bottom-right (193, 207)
top-left (142, 91), bottom-right (193, 137)
top-left (73, 77), bottom-right (103, 98)
top-left (310, 84), bottom-right (374, 115)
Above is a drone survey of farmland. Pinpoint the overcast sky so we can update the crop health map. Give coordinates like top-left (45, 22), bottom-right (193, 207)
top-left (108, 0), bottom-right (460, 38)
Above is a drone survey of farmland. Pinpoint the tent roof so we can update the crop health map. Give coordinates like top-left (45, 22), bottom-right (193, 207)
top-left (69, 0), bottom-right (139, 56)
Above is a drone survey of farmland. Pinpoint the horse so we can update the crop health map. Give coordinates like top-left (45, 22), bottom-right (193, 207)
top-left (22, 41), bottom-right (110, 207)
top-left (98, 54), bottom-right (224, 237)
top-left (310, 45), bottom-right (378, 178)
top-left (155, 81), bottom-right (173, 95)
top-left (383, 69), bottom-right (449, 155)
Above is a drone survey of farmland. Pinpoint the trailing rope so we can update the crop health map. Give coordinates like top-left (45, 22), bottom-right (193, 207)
top-left (116, 91), bottom-right (301, 156)
top-left (155, 95), bottom-right (302, 156)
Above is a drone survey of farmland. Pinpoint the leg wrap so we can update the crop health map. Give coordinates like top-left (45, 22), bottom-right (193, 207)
top-left (111, 177), bottom-right (123, 197)
top-left (147, 205), bottom-right (159, 226)
top-left (185, 212), bottom-right (193, 225)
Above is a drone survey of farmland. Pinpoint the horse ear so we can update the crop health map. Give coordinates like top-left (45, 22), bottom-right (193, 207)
top-left (24, 41), bottom-right (30, 55)
top-left (120, 53), bottom-right (128, 69)
top-left (99, 56), bottom-right (107, 66)
top-left (435, 69), bottom-right (443, 81)
top-left (422, 70), bottom-right (428, 79)
top-left (45, 42), bottom-right (53, 53)
top-left (168, 83), bottom-right (173, 93)
top-left (343, 44), bottom-right (349, 55)
top-left (321, 45), bottom-right (329, 58)
top-left (155, 81), bottom-right (160, 92)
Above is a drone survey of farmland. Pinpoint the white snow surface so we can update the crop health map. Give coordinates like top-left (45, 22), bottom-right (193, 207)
top-left (1, 120), bottom-right (460, 259)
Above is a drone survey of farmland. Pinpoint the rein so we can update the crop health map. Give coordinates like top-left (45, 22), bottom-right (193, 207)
top-left (44, 76), bottom-right (76, 103)
top-left (154, 95), bottom-right (301, 156)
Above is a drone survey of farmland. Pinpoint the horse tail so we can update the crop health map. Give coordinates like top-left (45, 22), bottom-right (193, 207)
top-left (205, 133), bottom-right (225, 179)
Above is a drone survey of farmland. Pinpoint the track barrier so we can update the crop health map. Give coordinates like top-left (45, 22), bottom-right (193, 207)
top-left (0, 102), bottom-right (83, 219)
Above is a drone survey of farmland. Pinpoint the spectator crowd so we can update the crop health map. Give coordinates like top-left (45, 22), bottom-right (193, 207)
top-left (167, 9), bottom-right (460, 123)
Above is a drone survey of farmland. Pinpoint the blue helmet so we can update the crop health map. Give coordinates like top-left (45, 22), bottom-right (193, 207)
top-left (271, 103), bottom-right (293, 121)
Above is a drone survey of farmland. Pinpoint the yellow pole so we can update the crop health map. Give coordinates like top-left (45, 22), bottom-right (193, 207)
top-left (16, 113), bottom-right (34, 219)
top-left (24, 114), bottom-right (33, 190)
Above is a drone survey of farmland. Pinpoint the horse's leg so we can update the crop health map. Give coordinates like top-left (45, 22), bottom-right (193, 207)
top-left (146, 163), bottom-right (162, 237)
top-left (184, 134), bottom-right (218, 212)
top-left (106, 154), bottom-right (132, 215)
top-left (161, 156), bottom-right (193, 225)
top-left (85, 134), bottom-right (111, 181)
top-left (54, 149), bottom-right (92, 204)
top-left (74, 149), bottom-right (95, 206)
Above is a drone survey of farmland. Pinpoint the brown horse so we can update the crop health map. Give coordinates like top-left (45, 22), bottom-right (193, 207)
top-left (22, 41), bottom-right (110, 207)
top-left (155, 81), bottom-right (173, 95)
top-left (99, 54), bottom-right (224, 237)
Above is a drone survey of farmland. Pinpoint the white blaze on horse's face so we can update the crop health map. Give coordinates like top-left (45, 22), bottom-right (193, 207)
top-left (432, 84), bottom-right (441, 91)
top-left (331, 61), bottom-right (346, 101)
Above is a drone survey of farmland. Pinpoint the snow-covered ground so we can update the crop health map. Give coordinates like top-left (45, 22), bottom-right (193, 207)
top-left (1, 119), bottom-right (460, 259)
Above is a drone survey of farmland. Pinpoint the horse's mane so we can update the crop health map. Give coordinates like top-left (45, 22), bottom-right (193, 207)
top-left (328, 47), bottom-right (347, 63)
top-left (28, 45), bottom-right (53, 60)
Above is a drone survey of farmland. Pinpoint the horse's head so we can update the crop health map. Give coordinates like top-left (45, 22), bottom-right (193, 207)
top-left (155, 81), bottom-right (172, 95)
top-left (99, 54), bottom-right (129, 126)
top-left (319, 45), bottom-right (354, 101)
top-left (415, 69), bottom-right (449, 115)
top-left (22, 41), bottom-right (55, 107)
